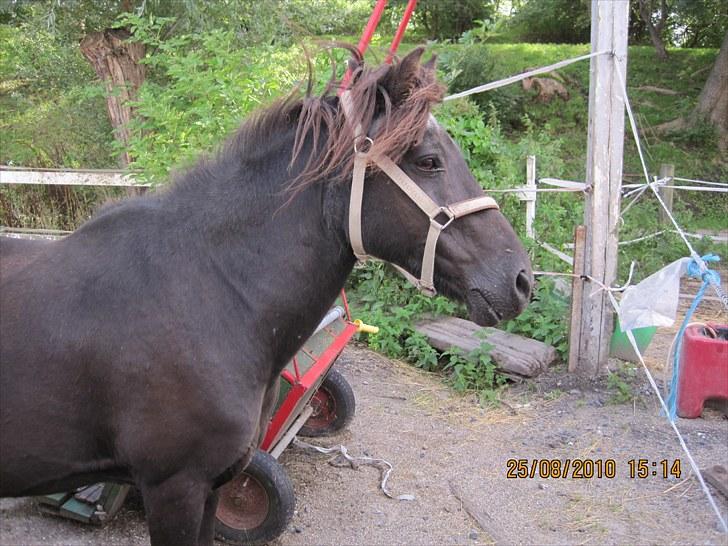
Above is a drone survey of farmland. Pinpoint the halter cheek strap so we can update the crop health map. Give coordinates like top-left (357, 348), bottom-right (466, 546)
top-left (342, 92), bottom-right (500, 296)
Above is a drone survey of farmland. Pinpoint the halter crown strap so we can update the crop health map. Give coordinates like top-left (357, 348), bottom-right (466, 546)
top-left (340, 91), bottom-right (500, 296)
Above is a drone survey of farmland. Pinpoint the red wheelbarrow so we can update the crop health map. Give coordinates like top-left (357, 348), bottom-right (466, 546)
top-left (38, 296), bottom-right (376, 545)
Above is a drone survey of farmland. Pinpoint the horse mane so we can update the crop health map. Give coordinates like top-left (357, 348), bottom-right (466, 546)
top-left (219, 44), bottom-right (444, 196)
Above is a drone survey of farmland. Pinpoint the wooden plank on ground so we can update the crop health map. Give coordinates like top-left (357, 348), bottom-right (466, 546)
top-left (415, 317), bottom-right (557, 377)
top-left (449, 480), bottom-right (505, 545)
top-left (703, 465), bottom-right (728, 499)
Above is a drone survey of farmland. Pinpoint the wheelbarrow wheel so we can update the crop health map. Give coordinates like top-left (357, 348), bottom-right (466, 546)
top-left (215, 450), bottom-right (295, 546)
top-left (299, 369), bottom-right (355, 437)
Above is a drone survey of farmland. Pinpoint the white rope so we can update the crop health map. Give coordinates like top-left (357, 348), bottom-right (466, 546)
top-left (660, 185), bottom-right (728, 193)
top-left (616, 230), bottom-right (668, 246)
top-left (443, 50), bottom-right (611, 102)
top-left (487, 187), bottom-right (583, 194)
top-left (531, 269), bottom-right (728, 533)
top-left (622, 177), bottom-right (669, 191)
top-left (615, 61), bottom-right (728, 311)
top-left (485, 178), bottom-right (587, 195)
top-left (292, 438), bottom-right (414, 500)
top-left (623, 182), bottom-right (728, 193)
top-left (561, 229), bottom-right (726, 248)
top-left (673, 176), bottom-right (728, 187)
top-left (619, 183), bottom-right (651, 217)
top-left (614, 60), bottom-right (653, 194)
top-left (538, 178), bottom-right (589, 191)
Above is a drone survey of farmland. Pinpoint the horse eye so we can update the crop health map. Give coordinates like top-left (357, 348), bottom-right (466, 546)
top-left (416, 157), bottom-right (441, 172)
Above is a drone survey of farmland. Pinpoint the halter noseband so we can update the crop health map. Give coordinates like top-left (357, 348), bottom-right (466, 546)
top-left (341, 91), bottom-right (500, 296)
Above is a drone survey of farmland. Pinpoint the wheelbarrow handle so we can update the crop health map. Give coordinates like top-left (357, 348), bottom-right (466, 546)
top-left (353, 319), bottom-right (379, 335)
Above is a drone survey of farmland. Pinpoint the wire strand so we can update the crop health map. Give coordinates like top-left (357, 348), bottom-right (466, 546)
top-left (443, 50), bottom-right (611, 101)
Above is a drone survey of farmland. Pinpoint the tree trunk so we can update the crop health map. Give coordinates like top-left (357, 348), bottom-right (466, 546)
top-left (638, 0), bottom-right (669, 61)
top-left (646, 22), bottom-right (669, 60)
top-left (695, 31), bottom-right (728, 152)
top-left (655, 31), bottom-right (728, 152)
top-left (80, 28), bottom-right (145, 168)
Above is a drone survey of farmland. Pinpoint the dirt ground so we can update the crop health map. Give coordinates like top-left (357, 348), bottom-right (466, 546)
top-left (1, 286), bottom-right (727, 545)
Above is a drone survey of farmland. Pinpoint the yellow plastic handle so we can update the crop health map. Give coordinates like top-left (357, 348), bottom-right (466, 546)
top-left (354, 319), bottom-right (379, 334)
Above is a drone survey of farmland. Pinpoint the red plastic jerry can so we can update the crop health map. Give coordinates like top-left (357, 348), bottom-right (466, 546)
top-left (677, 323), bottom-right (728, 418)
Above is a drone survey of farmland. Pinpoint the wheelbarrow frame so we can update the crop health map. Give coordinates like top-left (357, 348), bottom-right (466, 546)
top-left (262, 309), bottom-right (357, 458)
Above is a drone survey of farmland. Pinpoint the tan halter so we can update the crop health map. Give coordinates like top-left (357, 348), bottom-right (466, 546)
top-left (341, 92), bottom-right (500, 296)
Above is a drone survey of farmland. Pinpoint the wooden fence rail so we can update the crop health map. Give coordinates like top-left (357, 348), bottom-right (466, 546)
top-left (0, 166), bottom-right (148, 188)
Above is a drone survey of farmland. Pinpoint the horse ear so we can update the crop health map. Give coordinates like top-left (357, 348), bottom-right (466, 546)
top-left (423, 54), bottom-right (437, 72)
top-left (347, 57), bottom-right (361, 74)
top-left (384, 46), bottom-right (426, 106)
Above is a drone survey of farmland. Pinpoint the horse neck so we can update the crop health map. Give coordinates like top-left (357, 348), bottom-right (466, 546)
top-left (168, 140), bottom-right (356, 372)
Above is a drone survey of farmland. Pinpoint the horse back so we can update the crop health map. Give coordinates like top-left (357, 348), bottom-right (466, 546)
top-left (0, 235), bottom-right (52, 277)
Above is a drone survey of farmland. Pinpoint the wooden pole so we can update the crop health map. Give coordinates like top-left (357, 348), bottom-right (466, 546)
top-left (525, 155), bottom-right (537, 239)
top-left (573, 0), bottom-right (629, 377)
top-left (658, 163), bottom-right (675, 224)
top-left (568, 225), bottom-right (587, 372)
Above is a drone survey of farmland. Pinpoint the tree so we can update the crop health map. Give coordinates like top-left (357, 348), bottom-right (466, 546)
top-left (401, 0), bottom-right (495, 41)
top-left (694, 31), bottom-right (728, 152)
top-left (79, 28), bottom-right (145, 167)
top-left (637, 0), bottom-right (670, 60)
top-left (657, 31), bottom-right (728, 153)
top-left (672, 0), bottom-right (728, 48)
top-left (505, 0), bottom-right (591, 44)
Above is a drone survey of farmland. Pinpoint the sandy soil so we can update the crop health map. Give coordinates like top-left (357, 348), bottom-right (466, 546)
top-left (1, 279), bottom-right (727, 545)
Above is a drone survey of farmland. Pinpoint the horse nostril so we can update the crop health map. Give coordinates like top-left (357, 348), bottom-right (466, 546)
top-left (515, 269), bottom-right (532, 302)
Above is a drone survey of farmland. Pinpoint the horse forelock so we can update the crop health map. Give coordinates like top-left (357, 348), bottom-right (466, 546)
top-left (289, 56), bottom-right (444, 192)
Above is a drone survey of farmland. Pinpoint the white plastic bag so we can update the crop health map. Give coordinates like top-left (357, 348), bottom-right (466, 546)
top-left (618, 257), bottom-right (691, 331)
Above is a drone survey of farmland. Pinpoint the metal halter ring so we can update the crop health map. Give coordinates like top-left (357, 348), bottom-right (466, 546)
top-left (353, 136), bottom-right (374, 155)
top-left (433, 206), bottom-right (455, 230)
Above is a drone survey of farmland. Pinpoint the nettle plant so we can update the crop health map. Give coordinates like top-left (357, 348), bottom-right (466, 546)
top-left (503, 277), bottom-right (569, 360)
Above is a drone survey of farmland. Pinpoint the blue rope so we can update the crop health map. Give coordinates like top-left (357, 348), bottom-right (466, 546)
top-left (666, 254), bottom-right (721, 421)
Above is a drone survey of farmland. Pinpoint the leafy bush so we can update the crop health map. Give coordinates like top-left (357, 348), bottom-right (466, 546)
top-left (0, 23), bottom-right (114, 168)
top-left (0, 22), bottom-right (93, 98)
top-left (443, 340), bottom-right (507, 404)
top-left (124, 22), bottom-right (303, 182)
top-left (505, 0), bottom-right (591, 44)
top-left (438, 43), bottom-right (526, 129)
top-left (283, 0), bottom-right (377, 37)
top-left (396, 0), bottom-right (494, 41)
top-left (502, 277), bottom-right (570, 360)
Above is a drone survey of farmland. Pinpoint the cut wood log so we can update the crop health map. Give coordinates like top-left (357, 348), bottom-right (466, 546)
top-left (449, 481), bottom-right (505, 545)
top-left (636, 85), bottom-right (679, 95)
top-left (415, 317), bottom-right (557, 377)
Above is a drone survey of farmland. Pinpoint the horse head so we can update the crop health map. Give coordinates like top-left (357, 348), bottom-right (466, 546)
top-left (302, 47), bottom-right (533, 326)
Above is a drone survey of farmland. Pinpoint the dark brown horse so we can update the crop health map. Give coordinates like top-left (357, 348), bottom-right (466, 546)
top-left (0, 48), bottom-right (531, 545)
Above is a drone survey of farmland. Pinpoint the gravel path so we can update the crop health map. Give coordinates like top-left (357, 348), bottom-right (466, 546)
top-left (2, 323), bottom-right (727, 545)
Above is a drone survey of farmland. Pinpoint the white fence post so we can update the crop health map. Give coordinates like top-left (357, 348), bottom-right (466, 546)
top-left (525, 155), bottom-right (537, 239)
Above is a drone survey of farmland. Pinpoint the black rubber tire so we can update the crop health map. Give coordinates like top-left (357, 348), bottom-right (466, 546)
top-left (215, 450), bottom-right (295, 546)
top-left (298, 368), bottom-right (356, 437)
